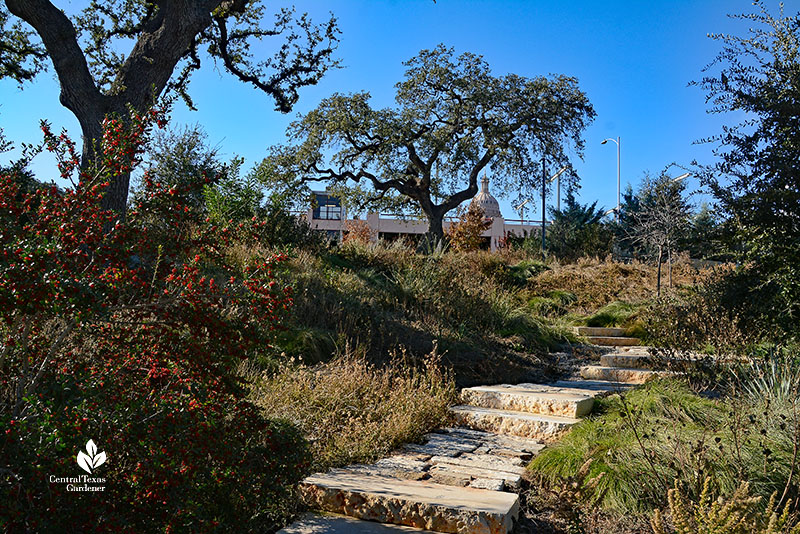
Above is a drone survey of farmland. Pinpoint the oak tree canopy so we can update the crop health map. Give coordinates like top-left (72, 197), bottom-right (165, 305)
top-left (262, 44), bottom-right (595, 240)
top-left (1, 0), bottom-right (339, 215)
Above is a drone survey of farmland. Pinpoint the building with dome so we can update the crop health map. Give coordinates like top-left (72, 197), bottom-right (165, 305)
top-left (303, 175), bottom-right (543, 251)
top-left (470, 175), bottom-right (502, 218)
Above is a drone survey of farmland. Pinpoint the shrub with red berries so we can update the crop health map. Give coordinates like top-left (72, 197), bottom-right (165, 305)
top-left (0, 110), bottom-right (308, 533)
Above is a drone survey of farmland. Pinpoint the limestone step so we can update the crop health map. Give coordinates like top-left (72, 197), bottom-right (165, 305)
top-left (603, 353), bottom-right (702, 369)
top-left (617, 345), bottom-right (653, 353)
top-left (426, 460), bottom-right (521, 492)
top-left (547, 379), bottom-right (634, 393)
top-left (587, 336), bottom-right (641, 347)
top-left (450, 405), bottom-right (579, 443)
top-left (600, 353), bottom-right (657, 369)
top-left (436, 428), bottom-right (545, 455)
top-left (574, 326), bottom-right (628, 337)
top-left (460, 384), bottom-right (594, 418)
top-left (279, 513), bottom-right (430, 533)
top-left (400, 431), bottom-right (482, 458)
top-left (580, 365), bottom-right (671, 384)
top-left (300, 470), bottom-right (519, 534)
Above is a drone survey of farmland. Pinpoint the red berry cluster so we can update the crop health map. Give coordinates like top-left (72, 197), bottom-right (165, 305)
top-left (0, 109), bottom-right (308, 532)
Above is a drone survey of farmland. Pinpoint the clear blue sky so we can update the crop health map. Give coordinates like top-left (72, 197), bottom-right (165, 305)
top-left (0, 0), bottom-right (749, 220)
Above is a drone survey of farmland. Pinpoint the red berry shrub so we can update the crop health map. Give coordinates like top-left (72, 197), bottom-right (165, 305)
top-left (0, 112), bottom-right (308, 533)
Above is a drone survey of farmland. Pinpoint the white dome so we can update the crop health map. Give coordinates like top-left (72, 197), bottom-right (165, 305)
top-left (470, 175), bottom-right (502, 218)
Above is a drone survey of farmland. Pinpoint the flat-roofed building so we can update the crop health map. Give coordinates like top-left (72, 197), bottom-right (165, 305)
top-left (303, 176), bottom-right (543, 251)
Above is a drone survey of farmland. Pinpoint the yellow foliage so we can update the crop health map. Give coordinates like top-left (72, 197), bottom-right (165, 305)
top-left (652, 478), bottom-right (800, 534)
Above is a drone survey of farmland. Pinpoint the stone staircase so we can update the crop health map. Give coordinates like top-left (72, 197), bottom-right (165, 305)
top-left (574, 326), bottom-right (677, 385)
top-left (280, 339), bottom-right (669, 533)
top-left (573, 326), bottom-right (641, 347)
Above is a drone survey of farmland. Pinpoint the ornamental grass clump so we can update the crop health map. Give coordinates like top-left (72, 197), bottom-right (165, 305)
top-left (250, 348), bottom-right (457, 470)
top-left (529, 375), bottom-right (800, 517)
top-left (652, 478), bottom-right (800, 534)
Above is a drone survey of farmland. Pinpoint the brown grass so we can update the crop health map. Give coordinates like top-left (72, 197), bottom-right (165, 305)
top-left (526, 255), bottom-right (710, 314)
top-left (247, 348), bottom-right (457, 470)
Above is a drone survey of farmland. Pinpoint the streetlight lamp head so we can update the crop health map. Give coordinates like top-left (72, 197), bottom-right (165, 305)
top-left (668, 172), bottom-right (691, 183)
top-left (601, 139), bottom-right (608, 145)
top-left (549, 166), bottom-right (568, 183)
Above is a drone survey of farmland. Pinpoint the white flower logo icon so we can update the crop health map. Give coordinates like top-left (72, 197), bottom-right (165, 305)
top-left (77, 439), bottom-right (106, 474)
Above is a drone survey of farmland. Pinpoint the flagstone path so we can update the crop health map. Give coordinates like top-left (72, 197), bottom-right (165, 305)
top-left (279, 327), bottom-right (670, 533)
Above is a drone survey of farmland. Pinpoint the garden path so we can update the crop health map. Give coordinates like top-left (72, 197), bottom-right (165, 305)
top-left (279, 328), bottom-right (667, 534)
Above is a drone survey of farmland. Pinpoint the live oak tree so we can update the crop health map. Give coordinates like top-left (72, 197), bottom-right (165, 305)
top-left (262, 44), bottom-right (595, 240)
top-left (695, 1), bottom-right (800, 330)
top-left (0, 0), bottom-right (339, 216)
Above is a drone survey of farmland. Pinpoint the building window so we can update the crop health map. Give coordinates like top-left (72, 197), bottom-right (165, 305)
top-left (312, 193), bottom-right (342, 220)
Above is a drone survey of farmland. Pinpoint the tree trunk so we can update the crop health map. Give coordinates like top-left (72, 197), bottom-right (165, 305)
top-left (668, 246), bottom-right (673, 290)
top-left (4, 0), bottom-right (223, 219)
top-left (656, 245), bottom-right (663, 298)
top-left (425, 210), bottom-right (445, 244)
top-left (78, 116), bottom-right (132, 218)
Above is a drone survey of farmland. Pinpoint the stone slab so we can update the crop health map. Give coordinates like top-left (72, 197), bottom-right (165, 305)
top-left (450, 405), bottom-right (579, 442)
top-left (600, 354), bottom-right (657, 369)
top-left (461, 385), bottom-right (594, 418)
top-left (618, 346), bottom-right (653, 354)
top-left (427, 464), bottom-right (521, 492)
top-left (515, 382), bottom-right (612, 398)
top-left (435, 428), bottom-right (546, 454)
top-left (427, 470), bottom-right (471, 487)
top-left (300, 470), bottom-right (519, 534)
top-left (469, 478), bottom-right (505, 491)
top-left (487, 448), bottom-right (534, 461)
top-left (400, 432), bottom-right (481, 458)
top-left (602, 353), bottom-right (700, 370)
top-left (342, 456), bottom-right (431, 481)
top-left (580, 365), bottom-right (672, 384)
top-left (587, 336), bottom-right (641, 347)
top-left (278, 513), bottom-right (430, 533)
top-left (547, 380), bottom-right (633, 392)
top-left (431, 454), bottom-right (526, 475)
top-left (574, 326), bottom-right (628, 337)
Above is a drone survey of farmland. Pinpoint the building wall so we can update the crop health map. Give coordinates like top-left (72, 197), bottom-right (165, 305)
top-left (305, 209), bottom-right (541, 251)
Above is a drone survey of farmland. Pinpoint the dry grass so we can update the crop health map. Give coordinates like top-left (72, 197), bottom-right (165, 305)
top-left (526, 255), bottom-right (709, 314)
top-left (247, 348), bottom-right (457, 470)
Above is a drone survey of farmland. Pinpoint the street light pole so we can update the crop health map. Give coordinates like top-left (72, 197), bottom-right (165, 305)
top-left (601, 136), bottom-right (620, 222)
top-left (548, 165), bottom-right (568, 213)
top-left (541, 153), bottom-right (546, 260)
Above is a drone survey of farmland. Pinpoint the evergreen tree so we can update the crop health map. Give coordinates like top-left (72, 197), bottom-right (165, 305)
top-left (547, 190), bottom-right (613, 261)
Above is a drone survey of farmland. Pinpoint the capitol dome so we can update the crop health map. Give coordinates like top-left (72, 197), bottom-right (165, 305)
top-left (470, 175), bottom-right (502, 218)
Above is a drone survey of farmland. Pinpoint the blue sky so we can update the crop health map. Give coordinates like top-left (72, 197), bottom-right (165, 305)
top-left (0, 0), bottom-right (749, 220)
